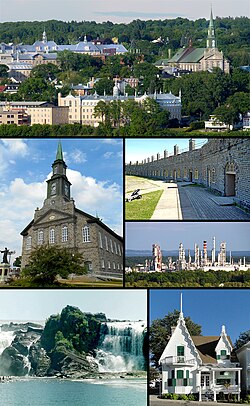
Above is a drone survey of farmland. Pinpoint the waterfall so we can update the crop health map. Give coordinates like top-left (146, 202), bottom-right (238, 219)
top-left (95, 321), bottom-right (146, 373)
top-left (0, 327), bottom-right (15, 355)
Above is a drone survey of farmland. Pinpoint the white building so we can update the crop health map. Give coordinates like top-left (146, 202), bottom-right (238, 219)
top-left (236, 341), bottom-right (250, 395)
top-left (159, 299), bottom-right (241, 401)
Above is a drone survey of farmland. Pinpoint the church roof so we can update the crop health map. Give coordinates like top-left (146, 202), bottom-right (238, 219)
top-left (168, 47), bottom-right (206, 63)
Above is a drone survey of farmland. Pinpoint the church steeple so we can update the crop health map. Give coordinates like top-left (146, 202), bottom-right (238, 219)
top-left (42, 29), bottom-right (47, 43)
top-left (46, 142), bottom-right (71, 201)
top-left (207, 7), bottom-right (217, 48)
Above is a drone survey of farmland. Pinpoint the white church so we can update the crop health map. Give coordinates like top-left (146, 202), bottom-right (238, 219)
top-left (159, 296), bottom-right (241, 401)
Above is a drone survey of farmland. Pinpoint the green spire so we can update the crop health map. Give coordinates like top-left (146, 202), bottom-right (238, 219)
top-left (56, 141), bottom-right (63, 161)
top-left (209, 7), bottom-right (214, 28)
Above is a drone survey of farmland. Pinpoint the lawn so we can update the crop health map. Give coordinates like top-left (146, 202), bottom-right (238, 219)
top-left (125, 190), bottom-right (163, 220)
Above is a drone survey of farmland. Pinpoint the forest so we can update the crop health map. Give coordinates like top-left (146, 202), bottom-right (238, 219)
top-left (0, 17), bottom-right (249, 67)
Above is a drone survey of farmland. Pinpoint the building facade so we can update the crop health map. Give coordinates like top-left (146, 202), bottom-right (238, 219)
top-left (125, 138), bottom-right (250, 209)
top-left (236, 341), bottom-right (250, 395)
top-left (159, 302), bottom-right (241, 401)
top-left (20, 143), bottom-right (123, 278)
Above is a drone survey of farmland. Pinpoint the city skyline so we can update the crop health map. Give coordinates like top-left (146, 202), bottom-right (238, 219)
top-left (1, 1), bottom-right (249, 23)
top-left (126, 222), bottom-right (250, 252)
top-left (150, 289), bottom-right (250, 344)
top-left (125, 139), bottom-right (208, 164)
top-left (0, 139), bottom-right (123, 260)
top-left (0, 289), bottom-right (147, 321)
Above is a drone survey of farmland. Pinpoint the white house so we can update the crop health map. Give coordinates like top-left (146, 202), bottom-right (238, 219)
top-left (236, 341), bottom-right (250, 395)
top-left (159, 301), bottom-right (241, 401)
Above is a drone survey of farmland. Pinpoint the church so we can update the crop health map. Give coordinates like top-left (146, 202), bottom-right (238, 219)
top-left (20, 142), bottom-right (123, 278)
top-left (155, 9), bottom-right (230, 73)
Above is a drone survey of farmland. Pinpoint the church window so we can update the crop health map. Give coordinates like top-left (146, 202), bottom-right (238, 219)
top-left (99, 232), bottom-right (103, 248)
top-left (62, 226), bottom-right (68, 242)
top-left (26, 236), bottom-right (32, 250)
top-left (49, 229), bottom-right (55, 244)
top-left (184, 168), bottom-right (187, 178)
top-left (110, 239), bottom-right (113, 253)
top-left (114, 241), bottom-right (117, 254)
top-left (101, 259), bottom-right (105, 268)
top-left (105, 236), bottom-right (109, 251)
top-left (108, 261), bottom-right (111, 269)
top-left (82, 226), bottom-right (90, 242)
top-left (117, 263), bottom-right (120, 270)
top-left (177, 169), bottom-right (181, 178)
top-left (113, 262), bottom-right (116, 270)
top-left (194, 169), bottom-right (199, 180)
top-left (38, 230), bottom-right (44, 245)
top-left (118, 244), bottom-right (121, 256)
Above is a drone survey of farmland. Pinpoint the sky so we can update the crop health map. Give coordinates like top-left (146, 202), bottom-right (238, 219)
top-left (1, 0), bottom-right (249, 23)
top-left (150, 289), bottom-right (250, 344)
top-left (0, 289), bottom-right (147, 321)
top-left (126, 222), bottom-right (250, 252)
top-left (0, 138), bottom-right (123, 261)
top-left (125, 139), bottom-right (207, 164)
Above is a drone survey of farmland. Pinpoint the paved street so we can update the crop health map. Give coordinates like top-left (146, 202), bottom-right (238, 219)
top-left (149, 395), bottom-right (240, 406)
top-left (125, 176), bottom-right (250, 220)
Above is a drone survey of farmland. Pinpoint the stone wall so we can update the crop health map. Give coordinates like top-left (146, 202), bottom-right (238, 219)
top-left (126, 139), bottom-right (250, 208)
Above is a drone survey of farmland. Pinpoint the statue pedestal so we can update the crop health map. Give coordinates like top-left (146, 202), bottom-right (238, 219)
top-left (0, 263), bottom-right (10, 283)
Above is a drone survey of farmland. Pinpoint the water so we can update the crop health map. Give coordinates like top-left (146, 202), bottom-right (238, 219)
top-left (96, 321), bottom-right (146, 372)
top-left (0, 378), bottom-right (147, 406)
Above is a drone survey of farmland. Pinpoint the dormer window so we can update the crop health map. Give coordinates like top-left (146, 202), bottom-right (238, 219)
top-left (217, 349), bottom-right (229, 360)
top-left (177, 346), bottom-right (184, 356)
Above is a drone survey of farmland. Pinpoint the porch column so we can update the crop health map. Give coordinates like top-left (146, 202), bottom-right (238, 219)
top-left (212, 370), bottom-right (216, 401)
top-left (238, 370), bottom-right (241, 401)
top-left (198, 371), bottom-right (202, 401)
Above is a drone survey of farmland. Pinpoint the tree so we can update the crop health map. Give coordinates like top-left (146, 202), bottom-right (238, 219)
top-left (22, 245), bottom-right (87, 286)
top-left (93, 77), bottom-right (113, 95)
top-left (94, 100), bottom-right (109, 123)
top-left (13, 256), bottom-right (22, 267)
top-left (0, 64), bottom-right (9, 78)
top-left (234, 330), bottom-right (250, 350)
top-left (30, 63), bottom-right (60, 81)
top-left (150, 310), bottom-right (202, 366)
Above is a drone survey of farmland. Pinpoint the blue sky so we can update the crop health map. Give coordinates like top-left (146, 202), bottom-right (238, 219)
top-left (126, 222), bottom-right (250, 252)
top-left (126, 139), bottom-right (207, 164)
top-left (1, 0), bottom-right (249, 23)
top-left (0, 139), bottom-right (123, 260)
top-left (0, 289), bottom-right (147, 321)
top-left (150, 289), bottom-right (250, 344)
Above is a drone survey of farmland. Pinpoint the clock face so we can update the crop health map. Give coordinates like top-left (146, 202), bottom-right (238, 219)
top-left (51, 182), bottom-right (56, 195)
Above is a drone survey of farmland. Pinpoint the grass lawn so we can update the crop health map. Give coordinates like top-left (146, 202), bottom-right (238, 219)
top-left (125, 190), bottom-right (163, 220)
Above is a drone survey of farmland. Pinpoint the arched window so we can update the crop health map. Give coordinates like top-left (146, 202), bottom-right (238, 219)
top-left (82, 226), bottom-right (90, 242)
top-left (49, 229), bottom-right (55, 244)
top-left (99, 232), bottom-right (103, 248)
top-left (110, 239), bottom-right (113, 253)
top-left (62, 226), bottom-right (68, 242)
top-left (177, 169), bottom-right (181, 178)
top-left (194, 169), bottom-right (199, 180)
top-left (105, 236), bottom-right (109, 251)
top-left (38, 230), bottom-right (44, 245)
top-left (26, 236), bottom-right (32, 250)
top-left (184, 168), bottom-right (187, 178)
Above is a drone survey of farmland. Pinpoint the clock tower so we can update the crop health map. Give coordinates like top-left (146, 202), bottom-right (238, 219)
top-left (46, 141), bottom-right (71, 201)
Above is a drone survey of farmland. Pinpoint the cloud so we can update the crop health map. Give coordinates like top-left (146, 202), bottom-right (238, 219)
top-left (69, 149), bottom-right (87, 164)
top-left (0, 168), bottom-right (123, 260)
top-left (0, 139), bottom-right (29, 176)
top-left (103, 151), bottom-right (114, 159)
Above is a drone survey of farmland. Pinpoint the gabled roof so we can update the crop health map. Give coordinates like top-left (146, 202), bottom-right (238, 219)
top-left (192, 335), bottom-right (237, 364)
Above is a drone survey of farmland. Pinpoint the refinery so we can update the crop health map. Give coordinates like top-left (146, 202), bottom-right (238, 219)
top-left (128, 238), bottom-right (249, 272)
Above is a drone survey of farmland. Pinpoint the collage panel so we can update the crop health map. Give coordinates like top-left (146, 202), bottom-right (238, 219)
top-left (0, 138), bottom-right (124, 288)
top-left (149, 289), bottom-right (250, 405)
top-left (0, 289), bottom-right (147, 405)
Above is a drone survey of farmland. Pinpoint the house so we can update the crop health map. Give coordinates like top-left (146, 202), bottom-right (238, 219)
top-left (159, 300), bottom-right (241, 401)
top-left (236, 341), bottom-right (250, 395)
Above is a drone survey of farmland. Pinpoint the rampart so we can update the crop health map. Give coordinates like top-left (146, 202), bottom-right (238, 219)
top-left (125, 139), bottom-right (250, 208)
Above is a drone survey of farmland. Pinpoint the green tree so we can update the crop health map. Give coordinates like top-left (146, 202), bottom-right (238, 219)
top-left (234, 330), bottom-right (250, 350)
top-left (13, 256), bottom-right (22, 267)
top-left (93, 100), bottom-right (109, 123)
top-left (150, 310), bottom-right (202, 366)
top-left (93, 77), bottom-right (113, 95)
top-left (31, 63), bottom-right (60, 81)
top-left (22, 245), bottom-right (87, 286)
top-left (0, 64), bottom-right (9, 78)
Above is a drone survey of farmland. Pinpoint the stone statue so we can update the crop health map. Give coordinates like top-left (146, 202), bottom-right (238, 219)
top-left (1, 247), bottom-right (9, 264)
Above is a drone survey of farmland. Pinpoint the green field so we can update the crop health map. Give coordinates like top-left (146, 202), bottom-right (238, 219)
top-left (125, 190), bottom-right (163, 220)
